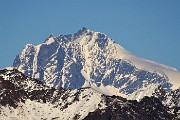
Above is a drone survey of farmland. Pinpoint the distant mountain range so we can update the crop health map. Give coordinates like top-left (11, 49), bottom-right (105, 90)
top-left (1, 28), bottom-right (179, 119)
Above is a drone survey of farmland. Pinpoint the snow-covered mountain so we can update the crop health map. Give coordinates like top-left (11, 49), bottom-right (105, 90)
top-left (0, 69), bottom-right (178, 120)
top-left (12, 27), bottom-right (180, 97)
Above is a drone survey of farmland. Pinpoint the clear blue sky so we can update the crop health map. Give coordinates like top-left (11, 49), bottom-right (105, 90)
top-left (0, 0), bottom-right (180, 70)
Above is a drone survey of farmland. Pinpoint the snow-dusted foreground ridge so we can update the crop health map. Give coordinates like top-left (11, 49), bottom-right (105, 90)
top-left (0, 69), bottom-right (179, 120)
top-left (12, 27), bottom-right (180, 97)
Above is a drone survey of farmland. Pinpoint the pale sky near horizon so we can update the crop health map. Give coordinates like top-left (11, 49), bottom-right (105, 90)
top-left (0, 0), bottom-right (180, 70)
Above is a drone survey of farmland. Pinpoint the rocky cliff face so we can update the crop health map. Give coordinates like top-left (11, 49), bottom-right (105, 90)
top-left (12, 28), bottom-right (180, 96)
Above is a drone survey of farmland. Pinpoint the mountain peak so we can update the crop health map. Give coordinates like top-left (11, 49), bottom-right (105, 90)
top-left (43, 33), bottom-right (55, 44)
top-left (74, 27), bottom-right (92, 37)
top-left (48, 33), bottom-right (54, 38)
top-left (79, 27), bottom-right (88, 32)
